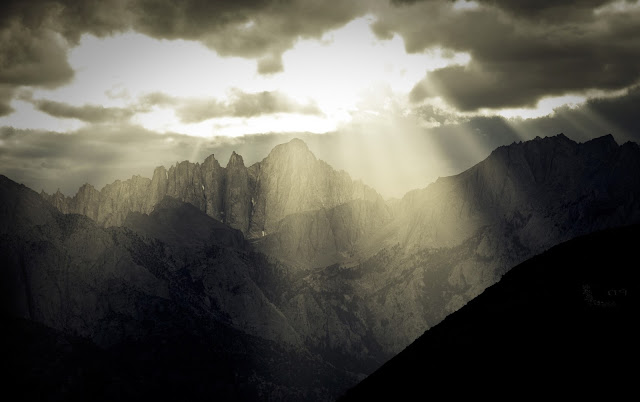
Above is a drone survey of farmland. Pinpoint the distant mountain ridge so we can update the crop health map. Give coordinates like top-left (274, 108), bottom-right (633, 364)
top-left (391, 133), bottom-right (640, 251)
top-left (42, 138), bottom-right (381, 238)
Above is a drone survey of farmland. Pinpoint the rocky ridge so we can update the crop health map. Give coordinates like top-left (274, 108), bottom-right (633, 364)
top-left (42, 139), bottom-right (382, 241)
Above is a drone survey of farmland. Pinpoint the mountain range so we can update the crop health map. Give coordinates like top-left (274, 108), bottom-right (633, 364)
top-left (2, 133), bottom-right (639, 400)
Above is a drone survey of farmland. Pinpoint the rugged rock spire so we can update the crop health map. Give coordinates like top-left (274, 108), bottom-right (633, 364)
top-left (224, 151), bottom-right (251, 234)
top-left (201, 154), bottom-right (225, 221)
top-left (41, 138), bottom-right (383, 241)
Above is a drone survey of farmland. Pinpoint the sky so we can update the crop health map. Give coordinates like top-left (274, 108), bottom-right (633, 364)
top-left (1, 0), bottom-right (640, 198)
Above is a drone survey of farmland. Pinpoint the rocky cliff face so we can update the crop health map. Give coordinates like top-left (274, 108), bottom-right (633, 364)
top-left (43, 139), bottom-right (381, 243)
top-left (224, 152), bottom-right (252, 234)
top-left (247, 139), bottom-right (381, 236)
top-left (254, 198), bottom-right (392, 269)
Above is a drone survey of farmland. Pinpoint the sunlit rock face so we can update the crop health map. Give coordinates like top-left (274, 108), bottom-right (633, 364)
top-left (225, 152), bottom-right (252, 234)
top-left (254, 199), bottom-right (392, 269)
top-left (200, 155), bottom-right (225, 221)
top-left (247, 139), bottom-right (382, 236)
top-left (247, 139), bottom-right (390, 268)
top-left (42, 138), bottom-right (389, 271)
top-left (43, 138), bottom-right (383, 242)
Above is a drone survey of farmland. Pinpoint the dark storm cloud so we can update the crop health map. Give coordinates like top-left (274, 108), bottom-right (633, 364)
top-left (140, 90), bottom-right (321, 123)
top-left (34, 100), bottom-right (136, 123)
top-left (27, 89), bottom-right (321, 125)
top-left (1, 0), bottom-right (132, 45)
top-left (381, 0), bottom-right (640, 111)
top-left (393, 0), bottom-right (613, 20)
top-left (257, 54), bottom-right (285, 75)
top-left (3, 0), bottom-right (640, 115)
top-left (419, 83), bottom-right (640, 156)
top-left (0, 0), bottom-right (366, 113)
top-left (200, 0), bottom-right (367, 58)
top-left (0, 21), bottom-right (74, 88)
top-left (475, 0), bottom-right (613, 20)
top-left (1, 0), bottom-right (366, 70)
top-left (229, 90), bottom-right (321, 118)
top-left (0, 86), bottom-right (15, 116)
top-left (0, 17), bottom-right (74, 118)
top-left (516, 85), bottom-right (640, 143)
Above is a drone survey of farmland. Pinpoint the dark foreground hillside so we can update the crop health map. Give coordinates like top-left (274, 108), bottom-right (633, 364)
top-left (342, 224), bottom-right (639, 400)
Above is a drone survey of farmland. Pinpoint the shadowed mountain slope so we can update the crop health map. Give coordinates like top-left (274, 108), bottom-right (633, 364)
top-left (341, 224), bottom-right (639, 400)
top-left (0, 175), bottom-right (356, 401)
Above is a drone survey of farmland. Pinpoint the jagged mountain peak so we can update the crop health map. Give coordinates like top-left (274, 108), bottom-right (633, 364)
top-left (283, 137), bottom-right (309, 150)
top-left (78, 182), bottom-right (97, 191)
top-left (152, 165), bottom-right (167, 177)
top-left (533, 132), bottom-right (571, 141)
top-left (265, 137), bottom-right (315, 162)
top-left (38, 137), bottom-right (383, 237)
top-left (496, 133), bottom-right (576, 155)
top-left (227, 151), bottom-right (245, 168)
top-left (202, 153), bottom-right (222, 169)
top-left (393, 133), bottom-right (640, 254)
top-left (583, 133), bottom-right (618, 151)
top-left (483, 133), bottom-right (625, 180)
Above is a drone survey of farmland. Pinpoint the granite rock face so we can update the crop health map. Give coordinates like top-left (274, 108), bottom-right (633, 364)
top-left (224, 152), bottom-right (252, 234)
top-left (254, 198), bottom-right (392, 269)
top-left (247, 139), bottom-right (382, 237)
top-left (43, 139), bottom-right (381, 244)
